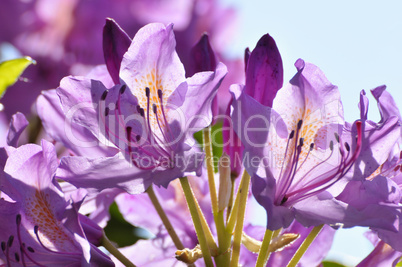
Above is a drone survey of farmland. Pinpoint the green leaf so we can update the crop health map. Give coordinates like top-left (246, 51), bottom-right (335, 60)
top-left (0, 56), bottom-right (35, 99)
top-left (104, 202), bottom-right (151, 247)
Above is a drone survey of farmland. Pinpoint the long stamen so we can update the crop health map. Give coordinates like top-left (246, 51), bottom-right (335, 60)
top-left (287, 122), bottom-right (363, 204)
top-left (158, 89), bottom-right (176, 150)
top-left (145, 87), bottom-right (153, 142)
top-left (281, 138), bottom-right (304, 203)
top-left (277, 120), bottom-right (303, 201)
top-left (296, 143), bottom-right (314, 173)
top-left (15, 214), bottom-right (27, 267)
top-left (278, 130), bottom-right (295, 181)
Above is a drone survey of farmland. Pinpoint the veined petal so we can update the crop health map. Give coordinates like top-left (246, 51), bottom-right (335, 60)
top-left (170, 62), bottom-right (227, 134)
top-left (38, 89), bottom-right (119, 157)
top-left (57, 76), bottom-right (115, 147)
top-left (0, 141), bottom-right (113, 266)
top-left (6, 112), bottom-right (28, 147)
top-left (120, 23), bottom-right (185, 112)
top-left (57, 153), bottom-right (149, 194)
top-left (371, 85), bottom-right (402, 124)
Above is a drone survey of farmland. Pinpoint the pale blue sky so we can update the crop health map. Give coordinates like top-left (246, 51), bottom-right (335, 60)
top-left (222, 0), bottom-right (402, 265)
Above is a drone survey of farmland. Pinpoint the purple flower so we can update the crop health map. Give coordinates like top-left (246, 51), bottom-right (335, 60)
top-left (329, 88), bottom-right (402, 232)
top-left (54, 22), bottom-right (227, 193)
top-left (0, 140), bottom-right (113, 266)
top-left (232, 59), bottom-right (365, 230)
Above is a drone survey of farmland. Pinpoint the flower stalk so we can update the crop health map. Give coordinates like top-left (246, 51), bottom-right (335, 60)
top-left (203, 127), bottom-right (219, 214)
top-left (255, 229), bottom-right (273, 267)
top-left (180, 176), bottom-right (215, 267)
top-left (287, 225), bottom-right (324, 267)
top-left (146, 185), bottom-right (184, 250)
top-left (230, 170), bottom-right (251, 266)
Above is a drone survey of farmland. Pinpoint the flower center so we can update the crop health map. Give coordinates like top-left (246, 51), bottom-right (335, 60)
top-left (101, 84), bottom-right (176, 171)
top-left (276, 121), bottom-right (362, 206)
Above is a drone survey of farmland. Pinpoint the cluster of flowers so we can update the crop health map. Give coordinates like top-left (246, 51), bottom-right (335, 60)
top-left (1, 0), bottom-right (402, 266)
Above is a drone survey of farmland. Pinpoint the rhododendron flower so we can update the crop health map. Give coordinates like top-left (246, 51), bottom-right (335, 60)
top-left (0, 140), bottom-right (113, 266)
top-left (232, 59), bottom-right (364, 230)
top-left (55, 22), bottom-right (227, 194)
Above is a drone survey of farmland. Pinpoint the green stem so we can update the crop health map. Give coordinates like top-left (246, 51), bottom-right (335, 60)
top-left (230, 171), bottom-right (251, 266)
top-left (226, 176), bottom-right (236, 222)
top-left (214, 211), bottom-right (231, 266)
top-left (101, 232), bottom-right (136, 267)
top-left (204, 127), bottom-right (232, 266)
top-left (286, 225), bottom-right (324, 267)
top-left (180, 177), bottom-right (214, 267)
top-left (146, 185), bottom-right (184, 250)
top-left (180, 178), bottom-right (218, 253)
top-left (203, 128), bottom-right (218, 214)
top-left (226, 171), bottom-right (247, 235)
top-left (255, 229), bottom-right (273, 267)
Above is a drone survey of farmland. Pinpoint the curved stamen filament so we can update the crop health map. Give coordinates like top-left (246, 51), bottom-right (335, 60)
top-left (285, 122), bottom-right (363, 205)
top-left (100, 84), bottom-right (176, 171)
top-left (276, 120), bottom-right (303, 201)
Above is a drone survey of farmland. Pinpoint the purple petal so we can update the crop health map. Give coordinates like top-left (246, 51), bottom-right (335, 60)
top-left (222, 95), bottom-right (243, 177)
top-left (359, 90), bottom-right (369, 121)
top-left (371, 85), bottom-right (402, 123)
top-left (56, 153), bottom-right (149, 194)
top-left (231, 89), bottom-right (287, 176)
top-left (171, 62), bottom-right (227, 133)
top-left (357, 241), bottom-right (402, 267)
top-left (344, 116), bottom-right (401, 179)
top-left (57, 76), bottom-right (110, 144)
top-left (37, 89), bottom-right (119, 157)
top-left (295, 181), bottom-right (399, 231)
top-left (120, 23), bottom-right (186, 97)
top-left (245, 34), bottom-right (283, 107)
top-left (6, 112), bottom-right (28, 147)
top-left (103, 18), bottom-right (132, 85)
top-left (4, 141), bottom-right (58, 195)
top-left (87, 65), bottom-right (115, 89)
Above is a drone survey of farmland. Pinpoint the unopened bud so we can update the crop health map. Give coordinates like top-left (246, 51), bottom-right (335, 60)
top-left (268, 233), bottom-right (299, 252)
top-left (241, 232), bottom-right (261, 253)
top-left (175, 245), bottom-right (202, 264)
top-left (241, 232), bottom-right (300, 254)
top-left (218, 153), bottom-right (232, 211)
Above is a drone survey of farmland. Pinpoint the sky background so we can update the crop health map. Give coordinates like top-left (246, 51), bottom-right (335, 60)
top-left (220, 0), bottom-right (402, 265)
